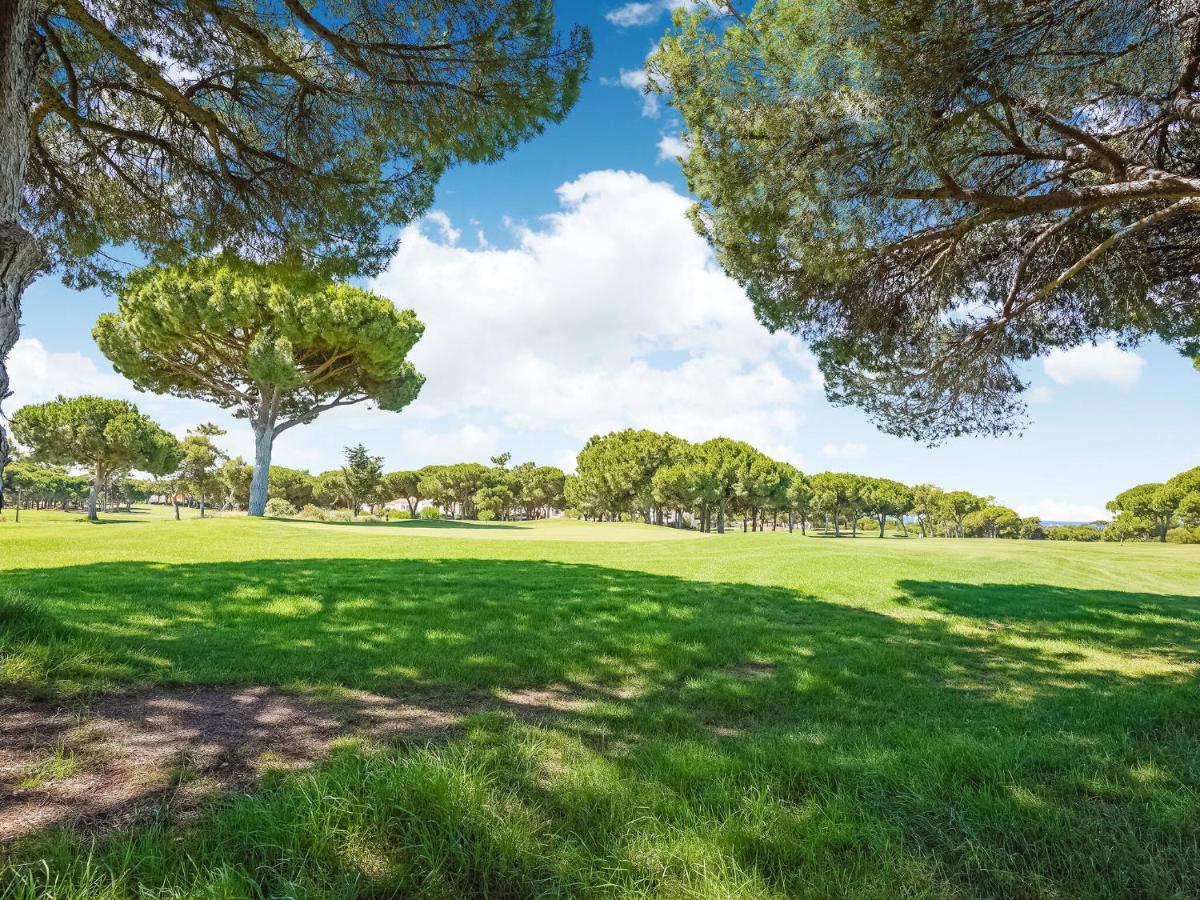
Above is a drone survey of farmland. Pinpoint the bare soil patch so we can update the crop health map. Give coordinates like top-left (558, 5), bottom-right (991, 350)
top-left (0, 686), bottom-right (468, 841)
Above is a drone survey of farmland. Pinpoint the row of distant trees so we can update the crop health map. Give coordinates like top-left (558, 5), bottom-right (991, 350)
top-left (563, 428), bottom-right (1031, 538)
top-left (248, 449), bottom-right (568, 523)
top-left (562, 428), bottom-right (1200, 543)
top-left (7, 402), bottom-right (1199, 544)
top-left (1106, 467), bottom-right (1200, 543)
top-left (1, 411), bottom-right (568, 525)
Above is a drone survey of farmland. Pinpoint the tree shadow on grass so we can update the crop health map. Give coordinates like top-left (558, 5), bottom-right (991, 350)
top-left (896, 579), bottom-right (1200, 661)
top-left (4, 561), bottom-right (1200, 895)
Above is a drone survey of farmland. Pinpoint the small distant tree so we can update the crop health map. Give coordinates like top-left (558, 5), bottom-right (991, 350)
top-left (341, 444), bottom-right (384, 517)
top-left (810, 472), bottom-right (861, 537)
top-left (10, 395), bottom-right (179, 520)
top-left (218, 457), bottom-right (253, 511)
top-left (1178, 492), bottom-right (1200, 528)
top-left (95, 261), bottom-right (425, 516)
top-left (4, 459), bottom-right (87, 511)
top-left (176, 424), bottom-right (226, 518)
top-left (314, 470), bottom-right (350, 510)
top-left (1107, 483), bottom-right (1177, 542)
top-left (267, 467), bottom-right (316, 509)
top-left (381, 471), bottom-right (424, 516)
top-left (963, 505), bottom-right (1020, 539)
top-left (785, 470), bottom-right (812, 534)
top-left (474, 482), bottom-right (515, 521)
top-left (1018, 517), bottom-right (1045, 540)
top-left (861, 478), bottom-right (914, 538)
top-left (910, 485), bottom-right (945, 538)
top-left (1104, 512), bottom-right (1154, 543)
top-left (695, 438), bottom-right (759, 534)
top-left (941, 491), bottom-right (988, 538)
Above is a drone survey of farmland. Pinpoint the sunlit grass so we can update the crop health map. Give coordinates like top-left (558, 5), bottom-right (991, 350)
top-left (2, 512), bottom-right (1199, 896)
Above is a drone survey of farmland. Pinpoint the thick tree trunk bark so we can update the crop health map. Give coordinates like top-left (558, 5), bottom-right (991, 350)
top-left (87, 477), bottom-right (100, 521)
top-left (248, 422), bottom-right (274, 516)
top-left (0, 0), bottom-right (47, 491)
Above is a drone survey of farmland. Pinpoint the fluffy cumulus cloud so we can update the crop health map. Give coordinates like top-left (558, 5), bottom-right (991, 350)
top-left (371, 170), bottom-right (822, 460)
top-left (1043, 341), bottom-right (1146, 387)
top-left (6, 338), bottom-right (133, 410)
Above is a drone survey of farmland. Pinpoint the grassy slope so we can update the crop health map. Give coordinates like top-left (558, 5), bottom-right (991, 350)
top-left (2, 512), bottom-right (1199, 897)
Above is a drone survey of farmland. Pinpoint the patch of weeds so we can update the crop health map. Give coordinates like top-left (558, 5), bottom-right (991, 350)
top-left (168, 749), bottom-right (203, 787)
top-left (19, 742), bottom-right (78, 789)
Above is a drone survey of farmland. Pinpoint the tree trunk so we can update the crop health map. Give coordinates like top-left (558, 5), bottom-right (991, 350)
top-left (717, 502), bottom-right (725, 534)
top-left (879, 515), bottom-right (886, 538)
top-left (248, 422), bottom-right (274, 516)
top-left (174, 496), bottom-right (180, 519)
top-left (199, 495), bottom-right (205, 518)
top-left (0, 0), bottom-right (47, 493)
top-left (87, 477), bottom-right (100, 522)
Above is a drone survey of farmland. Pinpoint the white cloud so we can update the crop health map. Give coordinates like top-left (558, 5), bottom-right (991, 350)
top-left (606, 2), bottom-right (660, 26)
top-left (657, 134), bottom-right (690, 162)
top-left (821, 442), bottom-right (867, 461)
top-left (1013, 499), bottom-right (1110, 523)
top-left (1043, 341), bottom-right (1145, 387)
top-left (422, 211), bottom-right (461, 245)
top-left (605, 0), bottom-right (710, 27)
top-left (607, 68), bottom-right (660, 117)
top-left (1027, 385), bottom-right (1053, 404)
top-left (371, 169), bottom-right (822, 455)
top-left (5, 338), bottom-right (133, 410)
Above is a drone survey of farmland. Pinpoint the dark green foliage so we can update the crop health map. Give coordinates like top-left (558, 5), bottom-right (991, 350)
top-left (653, 2), bottom-right (1200, 441)
top-left (27, 0), bottom-right (592, 286)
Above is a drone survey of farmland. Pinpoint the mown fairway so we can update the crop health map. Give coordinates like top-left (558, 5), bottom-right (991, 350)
top-left (2, 511), bottom-right (1199, 898)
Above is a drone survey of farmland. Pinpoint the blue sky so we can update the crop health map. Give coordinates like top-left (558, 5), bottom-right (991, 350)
top-left (11, 0), bottom-right (1199, 521)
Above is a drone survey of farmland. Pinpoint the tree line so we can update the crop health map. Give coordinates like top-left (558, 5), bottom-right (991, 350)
top-left (1, 407), bottom-right (567, 525)
top-left (562, 429), bottom-right (1043, 538)
top-left (7, 402), bottom-right (1197, 544)
top-left (245, 449), bottom-right (568, 523)
top-left (1105, 466), bottom-right (1200, 543)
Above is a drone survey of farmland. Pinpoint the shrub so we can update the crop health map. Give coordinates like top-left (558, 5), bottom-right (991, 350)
top-left (477, 509), bottom-right (497, 521)
top-left (298, 504), bottom-right (326, 522)
top-left (325, 510), bottom-right (353, 522)
top-left (390, 509), bottom-right (413, 520)
top-left (1045, 525), bottom-right (1101, 542)
top-left (1166, 527), bottom-right (1200, 544)
top-left (264, 498), bottom-right (297, 518)
top-left (420, 506), bottom-right (441, 520)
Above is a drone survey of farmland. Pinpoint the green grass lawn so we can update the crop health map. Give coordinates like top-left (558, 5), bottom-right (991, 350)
top-left (2, 511), bottom-right (1199, 897)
